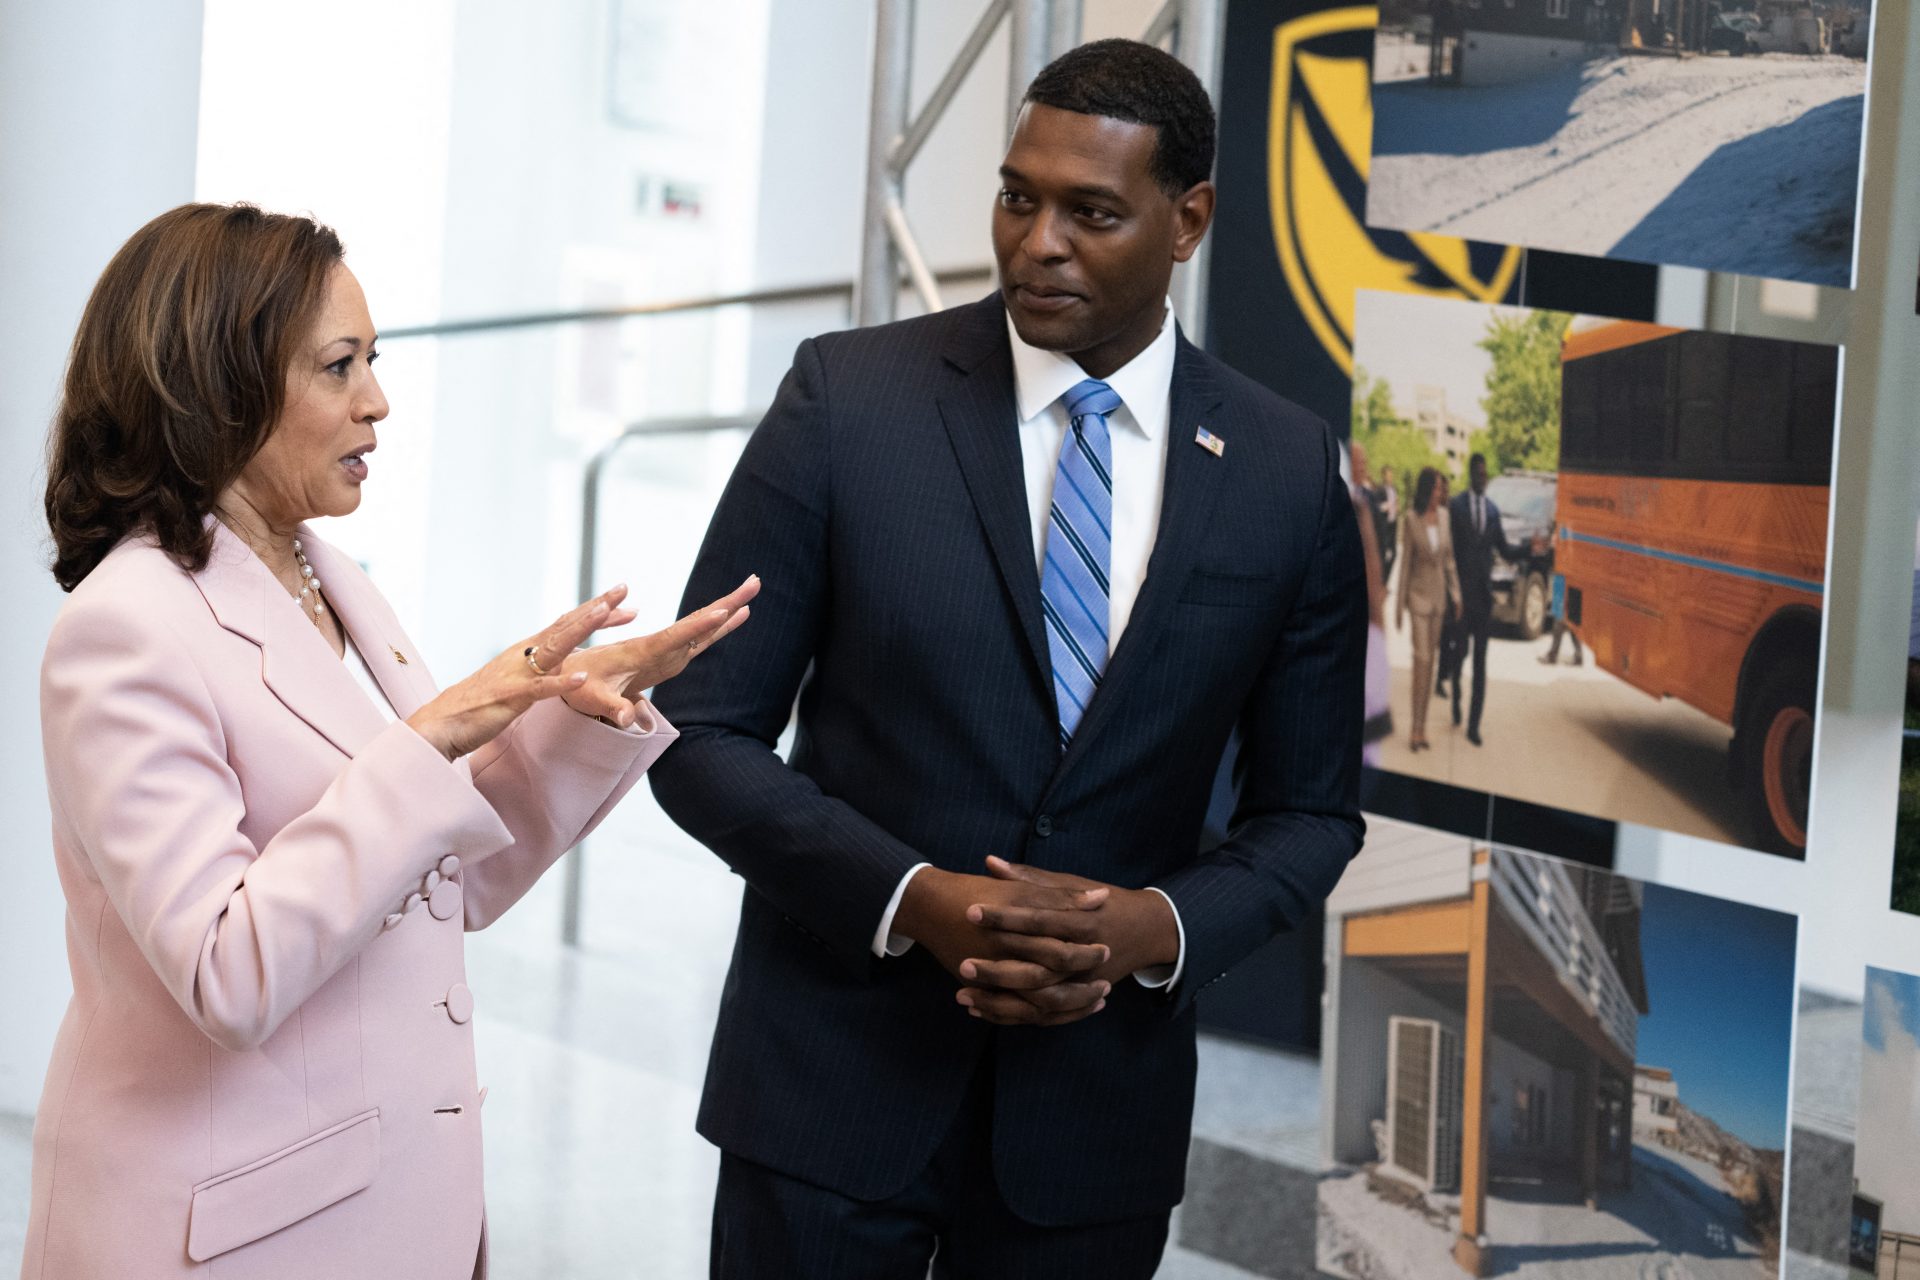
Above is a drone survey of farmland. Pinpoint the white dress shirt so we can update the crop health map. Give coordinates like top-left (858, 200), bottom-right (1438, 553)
top-left (870, 304), bottom-right (1188, 989)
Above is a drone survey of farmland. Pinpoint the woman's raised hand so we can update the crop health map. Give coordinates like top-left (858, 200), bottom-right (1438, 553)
top-left (557, 575), bottom-right (759, 726)
top-left (404, 588), bottom-right (643, 761)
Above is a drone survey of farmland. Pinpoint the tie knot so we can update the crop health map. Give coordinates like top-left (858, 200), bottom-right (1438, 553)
top-left (1065, 379), bottom-right (1123, 422)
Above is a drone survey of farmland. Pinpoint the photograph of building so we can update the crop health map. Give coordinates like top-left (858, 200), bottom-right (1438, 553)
top-left (1366, 0), bottom-right (1872, 285)
top-left (1852, 968), bottom-right (1920, 1280)
top-left (1352, 289), bottom-right (1838, 856)
top-left (1318, 819), bottom-right (1796, 1280)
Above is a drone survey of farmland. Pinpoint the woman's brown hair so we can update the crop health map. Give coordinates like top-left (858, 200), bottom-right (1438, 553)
top-left (44, 202), bottom-right (344, 590)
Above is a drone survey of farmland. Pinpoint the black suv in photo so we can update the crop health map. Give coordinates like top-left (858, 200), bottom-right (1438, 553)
top-left (1485, 470), bottom-right (1557, 639)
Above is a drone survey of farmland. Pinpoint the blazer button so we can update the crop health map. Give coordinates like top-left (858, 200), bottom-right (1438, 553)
top-left (403, 892), bottom-right (424, 915)
top-left (1033, 814), bottom-right (1053, 838)
top-left (428, 879), bottom-right (463, 921)
top-left (382, 912), bottom-right (404, 931)
top-left (444, 983), bottom-right (474, 1024)
top-left (423, 869), bottom-right (441, 894)
top-left (438, 854), bottom-right (461, 878)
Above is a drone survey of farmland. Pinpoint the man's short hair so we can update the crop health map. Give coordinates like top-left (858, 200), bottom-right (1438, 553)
top-left (1023, 39), bottom-right (1216, 197)
top-left (1470, 452), bottom-right (1487, 469)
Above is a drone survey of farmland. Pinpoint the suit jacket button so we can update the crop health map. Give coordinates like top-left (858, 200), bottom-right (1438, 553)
top-left (383, 913), bottom-right (404, 931)
top-left (444, 983), bottom-right (474, 1024)
top-left (403, 892), bottom-right (424, 915)
top-left (429, 879), bottom-right (463, 921)
top-left (438, 855), bottom-right (461, 878)
top-left (423, 869), bottom-right (441, 894)
top-left (1033, 815), bottom-right (1053, 837)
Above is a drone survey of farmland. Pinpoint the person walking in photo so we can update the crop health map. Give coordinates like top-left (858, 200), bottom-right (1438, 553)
top-left (648, 39), bottom-right (1365, 1280)
top-left (1352, 443), bottom-right (1393, 766)
top-left (1397, 466), bottom-right (1460, 753)
top-left (1450, 452), bottom-right (1527, 746)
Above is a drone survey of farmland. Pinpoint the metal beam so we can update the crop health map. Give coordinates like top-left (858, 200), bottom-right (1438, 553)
top-left (857, 0), bottom-right (913, 326)
top-left (1007, 0), bottom-right (1052, 135)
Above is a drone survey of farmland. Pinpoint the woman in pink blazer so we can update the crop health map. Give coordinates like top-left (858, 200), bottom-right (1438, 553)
top-left (25, 203), bottom-right (756, 1279)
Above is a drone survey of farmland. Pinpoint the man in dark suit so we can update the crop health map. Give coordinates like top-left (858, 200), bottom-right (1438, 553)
top-left (1449, 452), bottom-right (1527, 745)
top-left (649, 38), bottom-right (1364, 1279)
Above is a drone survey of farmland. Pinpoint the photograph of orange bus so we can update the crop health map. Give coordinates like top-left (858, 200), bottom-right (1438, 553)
top-left (1350, 290), bottom-right (1837, 858)
top-left (1556, 321), bottom-right (1834, 854)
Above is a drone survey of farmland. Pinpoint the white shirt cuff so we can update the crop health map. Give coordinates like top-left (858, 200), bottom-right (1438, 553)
top-left (1132, 886), bottom-right (1186, 990)
top-left (872, 863), bottom-right (932, 958)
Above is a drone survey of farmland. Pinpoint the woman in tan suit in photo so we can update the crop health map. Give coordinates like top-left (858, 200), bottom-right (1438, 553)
top-left (1396, 466), bottom-right (1461, 752)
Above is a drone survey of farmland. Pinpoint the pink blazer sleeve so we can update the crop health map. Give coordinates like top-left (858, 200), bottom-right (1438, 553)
top-left (41, 596), bottom-right (516, 1052)
top-left (456, 696), bottom-right (677, 929)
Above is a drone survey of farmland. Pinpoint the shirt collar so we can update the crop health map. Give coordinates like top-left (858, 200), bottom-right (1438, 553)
top-left (1006, 300), bottom-right (1177, 439)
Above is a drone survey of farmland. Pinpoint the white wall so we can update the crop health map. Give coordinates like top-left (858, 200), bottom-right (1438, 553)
top-left (0, 0), bottom-right (205, 1115)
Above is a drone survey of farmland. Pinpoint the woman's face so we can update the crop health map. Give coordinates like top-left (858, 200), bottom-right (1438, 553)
top-left (229, 263), bottom-right (388, 527)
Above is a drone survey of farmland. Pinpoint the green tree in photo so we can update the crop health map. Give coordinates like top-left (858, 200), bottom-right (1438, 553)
top-left (1477, 309), bottom-right (1571, 476)
top-left (1350, 365), bottom-right (1448, 513)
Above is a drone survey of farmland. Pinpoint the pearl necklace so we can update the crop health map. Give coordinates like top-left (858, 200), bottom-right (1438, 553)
top-left (291, 538), bottom-right (326, 619)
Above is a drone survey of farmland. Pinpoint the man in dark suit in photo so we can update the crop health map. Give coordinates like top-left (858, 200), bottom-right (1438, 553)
top-left (1449, 451), bottom-right (1527, 746)
top-left (649, 38), bottom-right (1365, 1279)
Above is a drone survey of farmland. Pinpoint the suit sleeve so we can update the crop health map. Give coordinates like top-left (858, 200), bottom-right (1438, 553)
top-left (40, 598), bottom-right (515, 1052)
top-left (646, 338), bottom-right (926, 975)
top-left (1150, 421), bottom-right (1367, 1016)
top-left (458, 697), bottom-right (678, 930)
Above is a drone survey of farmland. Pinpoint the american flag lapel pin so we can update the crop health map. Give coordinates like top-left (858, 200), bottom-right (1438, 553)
top-left (1194, 425), bottom-right (1225, 457)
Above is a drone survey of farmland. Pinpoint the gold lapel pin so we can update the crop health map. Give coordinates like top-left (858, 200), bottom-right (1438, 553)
top-left (389, 646), bottom-right (409, 665)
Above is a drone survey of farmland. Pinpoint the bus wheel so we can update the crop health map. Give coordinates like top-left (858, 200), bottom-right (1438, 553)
top-left (1518, 573), bottom-right (1548, 640)
top-left (1740, 666), bottom-right (1813, 854)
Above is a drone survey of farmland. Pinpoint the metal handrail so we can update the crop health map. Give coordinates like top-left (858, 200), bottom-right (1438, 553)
top-left (381, 266), bottom-right (993, 341)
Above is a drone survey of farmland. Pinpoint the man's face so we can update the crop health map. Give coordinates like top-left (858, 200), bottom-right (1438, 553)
top-left (1470, 458), bottom-right (1488, 493)
top-left (993, 103), bottom-right (1214, 379)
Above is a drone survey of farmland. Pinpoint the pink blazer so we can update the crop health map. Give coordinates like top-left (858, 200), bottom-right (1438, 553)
top-left (23, 521), bottom-right (676, 1279)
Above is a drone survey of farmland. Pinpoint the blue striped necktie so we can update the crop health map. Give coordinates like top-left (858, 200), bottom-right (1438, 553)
top-left (1041, 378), bottom-right (1122, 747)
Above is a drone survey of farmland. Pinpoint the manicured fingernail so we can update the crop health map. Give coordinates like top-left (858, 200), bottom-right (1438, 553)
top-left (591, 601), bottom-right (609, 614)
top-left (708, 607), bottom-right (728, 619)
top-left (570, 672), bottom-right (588, 684)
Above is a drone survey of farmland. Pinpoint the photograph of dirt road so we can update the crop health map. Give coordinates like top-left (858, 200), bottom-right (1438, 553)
top-left (1365, 0), bottom-right (1873, 286)
top-left (1850, 968), bottom-right (1920, 1280)
top-left (1318, 821), bottom-right (1796, 1280)
top-left (1349, 290), bottom-right (1838, 856)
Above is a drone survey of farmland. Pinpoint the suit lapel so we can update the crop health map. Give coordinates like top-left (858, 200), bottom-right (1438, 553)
top-left (1055, 331), bottom-right (1229, 779)
top-left (936, 297), bottom-right (1053, 693)
top-left (191, 520), bottom-right (391, 757)
top-left (299, 531), bottom-right (438, 719)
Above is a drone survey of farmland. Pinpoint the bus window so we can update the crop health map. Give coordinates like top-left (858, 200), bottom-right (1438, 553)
top-left (1788, 345), bottom-right (1838, 481)
top-left (1675, 332), bottom-right (1730, 467)
top-left (1728, 337), bottom-right (1793, 471)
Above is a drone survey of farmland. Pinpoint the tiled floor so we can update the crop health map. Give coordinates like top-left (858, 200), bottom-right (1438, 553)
top-left (1, 798), bottom-right (1295, 1277)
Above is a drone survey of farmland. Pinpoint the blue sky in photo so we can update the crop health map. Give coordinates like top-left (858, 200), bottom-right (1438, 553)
top-left (1634, 883), bottom-right (1796, 1151)
top-left (1864, 966), bottom-right (1920, 1053)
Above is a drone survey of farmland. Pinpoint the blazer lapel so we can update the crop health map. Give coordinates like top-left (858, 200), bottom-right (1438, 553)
top-left (299, 530), bottom-right (438, 719)
top-left (936, 297), bottom-right (1053, 693)
top-left (1055, 331), bottom-right (1229, 779)
top-left (192, 521), bottom-right (390, 757)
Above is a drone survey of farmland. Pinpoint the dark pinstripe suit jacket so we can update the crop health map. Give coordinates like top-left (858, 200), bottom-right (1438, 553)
top-left (649, 293), bottom-right (1364, 1226)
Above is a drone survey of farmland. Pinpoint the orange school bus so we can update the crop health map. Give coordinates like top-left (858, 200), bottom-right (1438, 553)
top-left (1555, 320), bottom-right (1836, 855)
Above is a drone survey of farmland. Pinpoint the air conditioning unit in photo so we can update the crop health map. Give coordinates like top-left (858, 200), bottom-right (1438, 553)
top-left (1386, 1015), bottom-right (1464, 1192)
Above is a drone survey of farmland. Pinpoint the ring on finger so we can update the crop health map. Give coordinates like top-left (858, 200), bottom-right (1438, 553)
top-left (523, 645), bottom-right (545, 676)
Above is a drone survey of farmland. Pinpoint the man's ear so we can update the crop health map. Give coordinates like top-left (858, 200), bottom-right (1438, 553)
top-left (1171, 181), bottom-right (1217, 264)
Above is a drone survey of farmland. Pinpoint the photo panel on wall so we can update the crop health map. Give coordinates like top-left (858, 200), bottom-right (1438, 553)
top-left (1850, 966), bottom-right (1920, 1280)
top-left (1354, 288), bottom-right (1839, 858)
top-left (1319, 817), bottom-right (1798, 1280)
top-left (1365, 0), bottom-right (1875, 287)
top-left (1890, 518), bottom-right (1920, 915)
